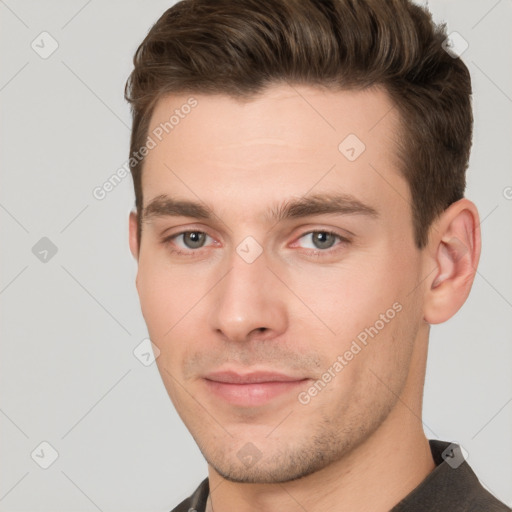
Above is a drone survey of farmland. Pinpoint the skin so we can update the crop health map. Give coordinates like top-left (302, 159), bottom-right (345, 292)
top-left (128, 84), bottom-right (481, 512)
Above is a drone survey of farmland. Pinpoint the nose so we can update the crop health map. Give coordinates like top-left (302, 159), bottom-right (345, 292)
top-left (208, 247), bottom-right (288, 343)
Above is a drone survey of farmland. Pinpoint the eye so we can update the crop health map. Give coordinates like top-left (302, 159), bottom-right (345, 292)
top-left (165, 231), bottom-right (214, 251)
top-left (296, 231), bottom-right (346, 251)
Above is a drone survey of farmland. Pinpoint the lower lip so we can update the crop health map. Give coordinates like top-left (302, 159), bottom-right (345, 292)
top-left (204, 379), bottom-right (309, 407)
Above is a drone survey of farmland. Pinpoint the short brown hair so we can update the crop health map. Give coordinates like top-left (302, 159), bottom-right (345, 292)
top-left (125, 0), bottom-right (472, 248)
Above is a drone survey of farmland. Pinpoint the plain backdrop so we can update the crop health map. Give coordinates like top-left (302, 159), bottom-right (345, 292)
top-left (1, 0), bottom-right (511, 510)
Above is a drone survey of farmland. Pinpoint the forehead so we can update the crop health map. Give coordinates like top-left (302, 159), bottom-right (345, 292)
top-left (147, 83), bottom-right (400, 151)
top-left (141, 84), bottom-right (408, 221)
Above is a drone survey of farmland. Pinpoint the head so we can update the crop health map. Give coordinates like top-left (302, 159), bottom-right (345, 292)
top-left (126, 0), bottom-right (480, 483)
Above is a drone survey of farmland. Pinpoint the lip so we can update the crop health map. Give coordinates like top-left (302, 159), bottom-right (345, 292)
top-left (203, 370), bottom-right (310, 407)
top-left (205, 370), bottom-right (306, 384)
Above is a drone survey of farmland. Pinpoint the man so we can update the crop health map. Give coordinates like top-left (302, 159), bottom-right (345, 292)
top-left (124, 0), bottom-right (510, 510)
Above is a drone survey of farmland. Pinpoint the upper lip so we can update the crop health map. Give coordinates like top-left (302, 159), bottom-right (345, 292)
top-left (204, 371), bottom-right (308, 384)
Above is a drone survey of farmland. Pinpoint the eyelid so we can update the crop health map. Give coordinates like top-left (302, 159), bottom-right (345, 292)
top-left (290, 230), bottom-right (351, 250)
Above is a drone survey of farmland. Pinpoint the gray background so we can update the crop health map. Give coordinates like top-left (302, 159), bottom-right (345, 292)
top-left (1, 0), bottom-right (511, 510)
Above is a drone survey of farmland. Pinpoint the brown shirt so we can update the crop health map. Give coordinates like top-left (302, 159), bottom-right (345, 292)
top-left (170, 440), bottom-right (510, 512)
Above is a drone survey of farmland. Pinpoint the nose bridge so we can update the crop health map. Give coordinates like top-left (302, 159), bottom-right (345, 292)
top-left (208, 244), bottom-right (287, 342)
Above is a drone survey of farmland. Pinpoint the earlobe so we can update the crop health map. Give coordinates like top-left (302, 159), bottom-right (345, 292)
top-left (423, 199), bottom-right (481, 324)
top-left (129, 210), bottom-right (140, 261)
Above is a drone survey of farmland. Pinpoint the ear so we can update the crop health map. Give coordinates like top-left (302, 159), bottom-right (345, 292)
top-left (423, 198), bottom-right (481, 324)
top-left (129, 210), bottom-right (140, 261)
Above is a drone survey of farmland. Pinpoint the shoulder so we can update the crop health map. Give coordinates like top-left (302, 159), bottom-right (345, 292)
top-left (391, 440), bottom-right (510, 511)
top-left (169, 478), bottom-right (209, 512)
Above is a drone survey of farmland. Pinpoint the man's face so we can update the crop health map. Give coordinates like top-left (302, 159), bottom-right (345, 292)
top-left (130, 85), bottom-right (428, 483)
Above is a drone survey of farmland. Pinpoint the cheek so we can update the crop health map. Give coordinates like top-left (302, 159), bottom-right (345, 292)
top-left (282, 246), bottom-right (420, 387)
top-left (284, 258), bottom-right (402, 340)
top-left (136, 256), bottom-right (217, 374)
top-left (310, 296), bottom-right (420, 424)
top-left (137, 273), bottom-right (169, 335)
top-left (136, 257), bottom-right (190, 340)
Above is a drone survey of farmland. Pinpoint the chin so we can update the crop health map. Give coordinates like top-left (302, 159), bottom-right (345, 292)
top-left (204, 443), bottom-right (338, 485)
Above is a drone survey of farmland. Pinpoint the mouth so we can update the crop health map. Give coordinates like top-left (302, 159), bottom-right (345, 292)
top-left (203, 370), bottom-right (311, 407)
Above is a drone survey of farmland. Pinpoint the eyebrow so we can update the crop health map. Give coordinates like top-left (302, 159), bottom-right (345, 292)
top-left (141, 193), bottom-right (379, 225)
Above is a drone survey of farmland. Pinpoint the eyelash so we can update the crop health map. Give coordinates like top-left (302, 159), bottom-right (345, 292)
top-left (160, 230), bottom-right (350, 258)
